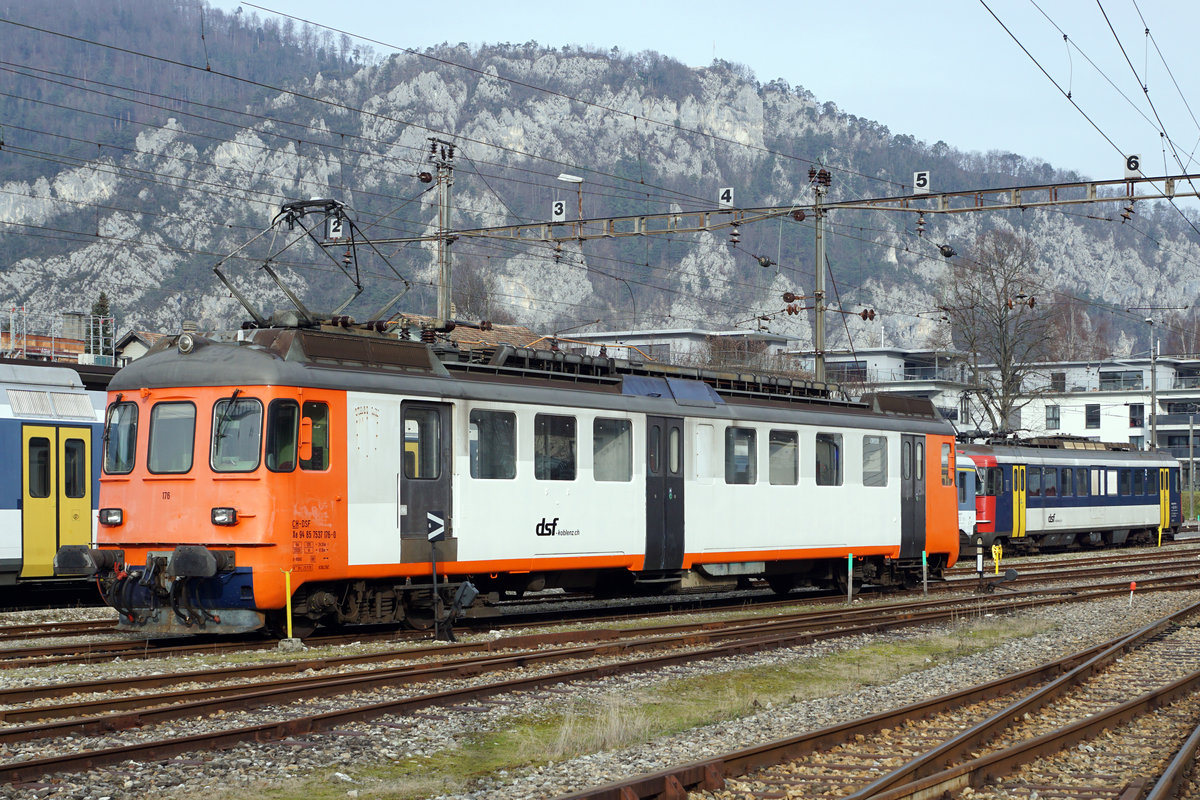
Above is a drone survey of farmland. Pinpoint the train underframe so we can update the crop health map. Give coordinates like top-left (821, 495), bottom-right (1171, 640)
top-left (57, 544), bottom-right (949, 636)
top-left (960, 524), bottom-right (1175, 556)
top-left (474, 553), bottom-right (949, 600)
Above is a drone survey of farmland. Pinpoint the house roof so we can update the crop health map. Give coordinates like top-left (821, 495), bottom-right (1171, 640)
top-left (115, 330), bottom-right (168, 350)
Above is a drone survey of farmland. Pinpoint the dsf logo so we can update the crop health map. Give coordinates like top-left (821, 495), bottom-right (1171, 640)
top-left (535, 517), bottom-right (560, 536)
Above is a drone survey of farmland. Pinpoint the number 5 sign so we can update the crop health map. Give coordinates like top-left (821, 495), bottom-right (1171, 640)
top-left (913, 171), bottom-right (930, 195)
top-left (1125, 155), bottom-right (1143, 179)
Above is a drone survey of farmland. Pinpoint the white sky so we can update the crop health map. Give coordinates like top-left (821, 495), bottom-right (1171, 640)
top-left (215, 0), bottom-right (1200, 185)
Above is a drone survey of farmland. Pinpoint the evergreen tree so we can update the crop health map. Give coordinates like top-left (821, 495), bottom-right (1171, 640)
top-left (89, 292), bottom-right (114, 357)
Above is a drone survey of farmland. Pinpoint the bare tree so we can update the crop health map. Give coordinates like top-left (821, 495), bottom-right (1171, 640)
top-left (1045, 293), bottom-right (1115, 361)
top-left (1161, 308), bottom-right (1200, 357)
top-left (452, 261), bottom-right (516, 325)
top-left (940, 230), bottom-right (1056, 437)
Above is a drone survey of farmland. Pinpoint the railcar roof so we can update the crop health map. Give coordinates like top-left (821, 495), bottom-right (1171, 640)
top-left (0, 363), bottom-right (85, 389)
top-left (108, 327), bottom-right (955, 434)
top-left (960, 442), bottom-right (1175, 466)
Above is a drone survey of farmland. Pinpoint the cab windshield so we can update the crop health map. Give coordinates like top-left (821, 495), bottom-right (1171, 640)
top-left (211, 396), bottom-right (263, 472)
top-left (103, 401), bottom-right (138, 475)
top-left (976, 466), bottom-right (1003, 497)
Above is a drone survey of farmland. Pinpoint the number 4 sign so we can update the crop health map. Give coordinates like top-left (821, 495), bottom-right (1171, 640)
top-left (718, 187), bottom-right (734, 208)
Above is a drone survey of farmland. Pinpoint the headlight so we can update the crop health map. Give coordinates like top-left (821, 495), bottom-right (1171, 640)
top-left (211, 507), bottom-right (238, 526)
top-left (99, 508), bottom-right (124, 526)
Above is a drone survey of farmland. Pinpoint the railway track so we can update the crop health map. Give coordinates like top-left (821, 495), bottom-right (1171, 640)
top-left (0, 543), bottom-right (1194, 667)
top-left (552, 600), bottom-right (1200, 799)
top-left (5, 581), bottom-right (1197, 785)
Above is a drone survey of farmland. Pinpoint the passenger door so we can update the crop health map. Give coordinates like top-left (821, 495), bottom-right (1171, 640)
top-left (644, 416), bottom-right (684, 572)
top-left (1012, 465), bottom-right (1027, 539)
top-left (399, 402), bottom-right (453, 560)
top-left (1159, 467), bottom-right (1170, 541)
top-left (899, 435), bottom-right (926, 559)
top-left (22, 425), bottom-right (92, 578)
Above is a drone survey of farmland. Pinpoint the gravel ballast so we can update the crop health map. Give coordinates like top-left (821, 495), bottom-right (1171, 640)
top-left (0, 589), bottom-right (1194, 800)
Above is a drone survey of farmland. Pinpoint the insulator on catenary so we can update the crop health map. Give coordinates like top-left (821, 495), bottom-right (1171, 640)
top-left (859, 309), bottom-right (876, 321)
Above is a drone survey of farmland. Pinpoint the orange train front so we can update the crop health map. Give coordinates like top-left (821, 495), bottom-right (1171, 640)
top-left (56, 324), bottom-right (959, 635)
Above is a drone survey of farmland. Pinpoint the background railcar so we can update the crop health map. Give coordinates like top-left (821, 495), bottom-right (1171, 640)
top-left (958, 439), bottom-right (1180, 553)
top-left (58, 326), bottom-right (960, 635)
top-left (0, 362), bottom-right (106, 585)
top-left (956, 452), bottom-right (977, 542)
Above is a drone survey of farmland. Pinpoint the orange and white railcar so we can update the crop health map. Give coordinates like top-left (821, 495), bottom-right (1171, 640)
top-left (57, 325), bottom-right (959, 635)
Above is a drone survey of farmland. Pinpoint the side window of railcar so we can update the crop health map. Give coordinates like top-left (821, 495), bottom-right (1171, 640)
top-left (265, 400), bottom-right (299, 472)
top-left (1028, 468), bottom-right (1042, 497)
top-left (149, 402), bottom-right (196, 474)
top-left (988, 467), bottom-right (1003, 496)
top-left (724, 427), bottom-right (756, 484)
top-left (103, 401), bottom-right (138, 475)
top-left (27, 437), bottom-right (50, 498)
top-left (211, 397), bottom-right (263, 473)
top-left (534, 414), bottom-right (576, 481)
top-left (1060, 468), bottom-right (1073, 497)
top-left (593, 418), bottom-right (631, 482)
top-left (1076, 469), bottom-right (1089, 497)
top-left (815, 433), bottom-right (842, 486)
top-left (404, 408), bottom-right (442, 480)
top-left (1043, 468), bottom-right (1057, 497)
top-left (768, 430), bottom-right (798, 485)
top-left (669, 427), bottom-right (681, 474)
top-left (1133, 469), bottom-right (1144, 495)
top-left (300, 402), bottom-right (330, 471)
top-left (941, 443), bottom-right (952, 486)
top-left (862, 435), bottom-right (887, 487)
top-left (64, 438), bottom-right (87, 498)
top-left (470, 410), bottom-right (516, 479)
top-left (1118, 470), bottom-right (1132, 496)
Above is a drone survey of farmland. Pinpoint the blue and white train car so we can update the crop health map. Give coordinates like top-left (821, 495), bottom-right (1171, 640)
top-left (0, 363), bottom-right (105, 583)
top-left (959, 439), bottom-right (1181, 552)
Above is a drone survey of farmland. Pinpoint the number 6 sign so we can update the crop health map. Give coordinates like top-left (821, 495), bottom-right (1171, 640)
top-left (1125, 155), bottom-right (1142, 179)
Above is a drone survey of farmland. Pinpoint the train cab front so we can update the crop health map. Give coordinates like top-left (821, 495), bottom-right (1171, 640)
top-left (56, 542), bottom-right (263, 635)
top-left (51, 333), bottom-right (336, 636)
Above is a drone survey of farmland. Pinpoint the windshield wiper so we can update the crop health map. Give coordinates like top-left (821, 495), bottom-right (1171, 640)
top-left (214, 388), bottom-right (243, 441)
top-left (102, 392), bottom-right (124, 448)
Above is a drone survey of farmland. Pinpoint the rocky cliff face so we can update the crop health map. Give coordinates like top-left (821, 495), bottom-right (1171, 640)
top-left (3, 41), bottom-right (1197, 353)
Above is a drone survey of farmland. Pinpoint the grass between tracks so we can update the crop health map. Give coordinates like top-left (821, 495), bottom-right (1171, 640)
top-left (224, 612), bottom-right (1051, 800)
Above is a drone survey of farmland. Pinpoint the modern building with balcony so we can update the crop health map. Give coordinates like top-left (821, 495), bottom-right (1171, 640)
top-left (791, 347), bottom-right (1200, 485)
top-left (792, 347), bottom-right (974, 423)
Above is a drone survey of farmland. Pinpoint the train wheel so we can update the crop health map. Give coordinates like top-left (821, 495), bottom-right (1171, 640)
top-left (403, 594), bottom-right (436, 631)
top-left (834, 571), bottom-right (862, 596)
top-left (765, 574), bottom-right (798, 596)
